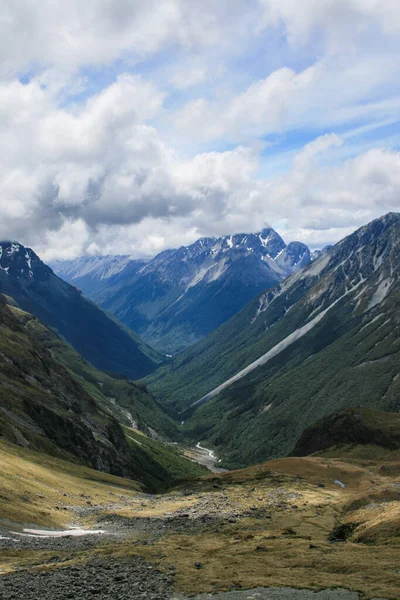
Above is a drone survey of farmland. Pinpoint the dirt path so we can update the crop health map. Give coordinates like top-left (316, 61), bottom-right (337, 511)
top-left (172, 590), bottom-right (388, 600)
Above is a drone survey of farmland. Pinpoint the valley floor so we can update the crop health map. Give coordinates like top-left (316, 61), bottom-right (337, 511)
top-left (0, 441), bottom-right (399, 599)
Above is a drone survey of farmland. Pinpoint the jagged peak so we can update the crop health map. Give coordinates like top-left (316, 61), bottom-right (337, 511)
top-left (0, 241), bottom-right (49, 281)
top-left (353, 211), bottom-right (400, 238)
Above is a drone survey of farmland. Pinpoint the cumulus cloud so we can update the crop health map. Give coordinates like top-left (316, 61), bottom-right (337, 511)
top-left (32, 134), bottom-right (400, 260)
top-left (258, 0), bottom-right (400, 49)
top-left (0, 69), bottom-right (264, 258)
top-left (0, 0), bottom-right (261, 76)
top-left (0, 1), bottom-right (399, 260)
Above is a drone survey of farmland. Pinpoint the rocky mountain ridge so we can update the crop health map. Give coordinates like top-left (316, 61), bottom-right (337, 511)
top-left (53, 227), bottom-right (311, 353)
top-left (0, 241), bottom-right (162, 379)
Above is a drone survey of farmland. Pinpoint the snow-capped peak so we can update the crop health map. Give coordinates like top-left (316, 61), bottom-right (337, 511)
top-left (0, 241), bottom-right (49, 282)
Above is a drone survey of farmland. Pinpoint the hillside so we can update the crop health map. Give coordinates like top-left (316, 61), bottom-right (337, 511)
top-left (0, 297), bottom-right (205, 491)
top-left (17, 304), bottom-right (179, 440)
top-left (0, 241), bottom-right (162, 379)
top-left (53, 228), bottom-right (310, 353)
top-left (148, 213), bottom-right (400, 467)
top-left (292, 407), bottom-right (400, 457)
top-left (1, 424), bottom-right (399, 599)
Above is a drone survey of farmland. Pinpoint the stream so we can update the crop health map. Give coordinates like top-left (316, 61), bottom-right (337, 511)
top-left (192, 442), bottom-right (227, 473)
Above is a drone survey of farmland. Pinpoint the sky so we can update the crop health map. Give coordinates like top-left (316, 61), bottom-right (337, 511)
top-left (1, 0), bottom-right (400, 261)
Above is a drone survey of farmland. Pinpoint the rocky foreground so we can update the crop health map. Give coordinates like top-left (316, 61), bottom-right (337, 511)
top-left (0, 556), bottom-right (172, 600)
top-left (0, 438), bottom-right (399, 600)
top-left (0, 561), bottom-right (389, 600)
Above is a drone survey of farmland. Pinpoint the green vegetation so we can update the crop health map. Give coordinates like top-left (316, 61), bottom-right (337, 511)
top-left (148, 214), bottom-right (400, 468)
top-left (0, 297), bottom-right (206, 492)
top-left (124, 428), bottom-right (207, 488)
top-left (182, 303), bottom-right (400, 468)
top-left (292, 406), bottom-right (400, 456)
top-left (25, 313), bottom-right (179, 439)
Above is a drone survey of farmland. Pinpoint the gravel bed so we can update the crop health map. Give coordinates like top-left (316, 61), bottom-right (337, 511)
top-left (0, 556), bottom-right (174, 600)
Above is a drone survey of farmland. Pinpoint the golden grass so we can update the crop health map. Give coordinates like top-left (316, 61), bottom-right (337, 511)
top-left (114, 454), bottom-right (400, 599)
top-left (136, 529), bottom-right (400, 599)
top-left (0, 439), bottom-right (141, 528)
top-left (0, 442), bottom-right (399, 599)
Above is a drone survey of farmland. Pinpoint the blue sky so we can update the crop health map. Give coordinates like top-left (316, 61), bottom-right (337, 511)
top-left (1, 0), bottom-right (400, 260)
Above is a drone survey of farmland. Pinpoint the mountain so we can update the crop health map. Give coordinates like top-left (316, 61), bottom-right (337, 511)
top-left (148, 213), bottom-right (400, 468)
top-left (310, 244), bottom-right (332, 261)
top-left (51, 254), bottom-right (148, 296)
top-left (0, 241), bottom-right (162, 379)
top-left (53, 228), bottom-right (310, 353)
top-left (291, 406), bottom-right (400, 456)
top-left (0, 296), bottom-right (205, 491)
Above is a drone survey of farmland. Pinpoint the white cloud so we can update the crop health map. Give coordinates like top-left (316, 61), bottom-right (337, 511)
top-left (169, 64), bottom-right (207, 90)
top-left (174, 50), bottom-right (400, 144)
top-left (41, 219), bottom-right (90, 262)
top-left (0, 1), bottom-right (400, 260)
top-left (32, 135), bottom-right (400, 259)
top-left (0, 0), bottom-right (262, 77)
top-left (264, 142), bottom-right (400, 246)
top-left (258, 0), bottom-right (400, 50)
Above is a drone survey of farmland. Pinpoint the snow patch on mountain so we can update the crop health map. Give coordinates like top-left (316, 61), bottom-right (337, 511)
top-left (52, 255), bottom-right (134, 282)
top-left (193, 280), bottom-right (366, 409)
top-left (368, 278), bottom-right (393, 310)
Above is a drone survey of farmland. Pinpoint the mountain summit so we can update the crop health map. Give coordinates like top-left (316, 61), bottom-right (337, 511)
top-left (0, 241), bottom-right (162, 379)
top-left (53, 227), bottom-right (310, 353)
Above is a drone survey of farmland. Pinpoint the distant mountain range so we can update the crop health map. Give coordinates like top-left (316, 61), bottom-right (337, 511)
top-left (52, 228), bottom-right (311, 353)
top-left (148, 213), bottom-right (400, 468)
top-left (0, 241), bottom-right (162, 379)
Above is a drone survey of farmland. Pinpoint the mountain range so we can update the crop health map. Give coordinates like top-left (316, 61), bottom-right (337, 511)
top-left (0, 241), bottom-right (161, 379)
top-left (1, 214), bottom-right (400, 600)
top-left (2, 213), bottom-right (400, 473)
top-left (52, 228), bottom-right (311, 353)
top-left (148, 212), bottom-right (400, 468)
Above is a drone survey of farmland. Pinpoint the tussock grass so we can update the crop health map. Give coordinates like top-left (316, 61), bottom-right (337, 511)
top-left (1, 445), bottom-right (399, 599)
top-left (0, 439), bottom-right (140, 529)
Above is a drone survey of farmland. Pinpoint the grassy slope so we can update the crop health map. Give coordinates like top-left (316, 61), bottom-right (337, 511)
top-left (123, 428), bottom-right (207, 485)
top-left (159, 453), bottom-right (400, 598)
top-left (183, 300), bottom-right (400, 467)
top-left (0, 439), bottom-right (141, 528)
top-left (1, 439), bottom-right (399, 599)
top-left (25, 312), bottom-right (179, 439)
top-left (0, 300), bottom-right (206, 491)
top-left (292, 406), bottom-right (400, 456)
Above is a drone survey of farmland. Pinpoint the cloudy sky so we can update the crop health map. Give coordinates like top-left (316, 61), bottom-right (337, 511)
top-left (1, 1), bottom-right (400, 260)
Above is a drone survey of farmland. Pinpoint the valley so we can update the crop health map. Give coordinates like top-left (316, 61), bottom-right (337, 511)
top-left (1, 214), bottom-right (400, 599)
top-left (2, 5), bottom-right (400, 599)
top-left (0, 433), bottom-right (399, 599)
